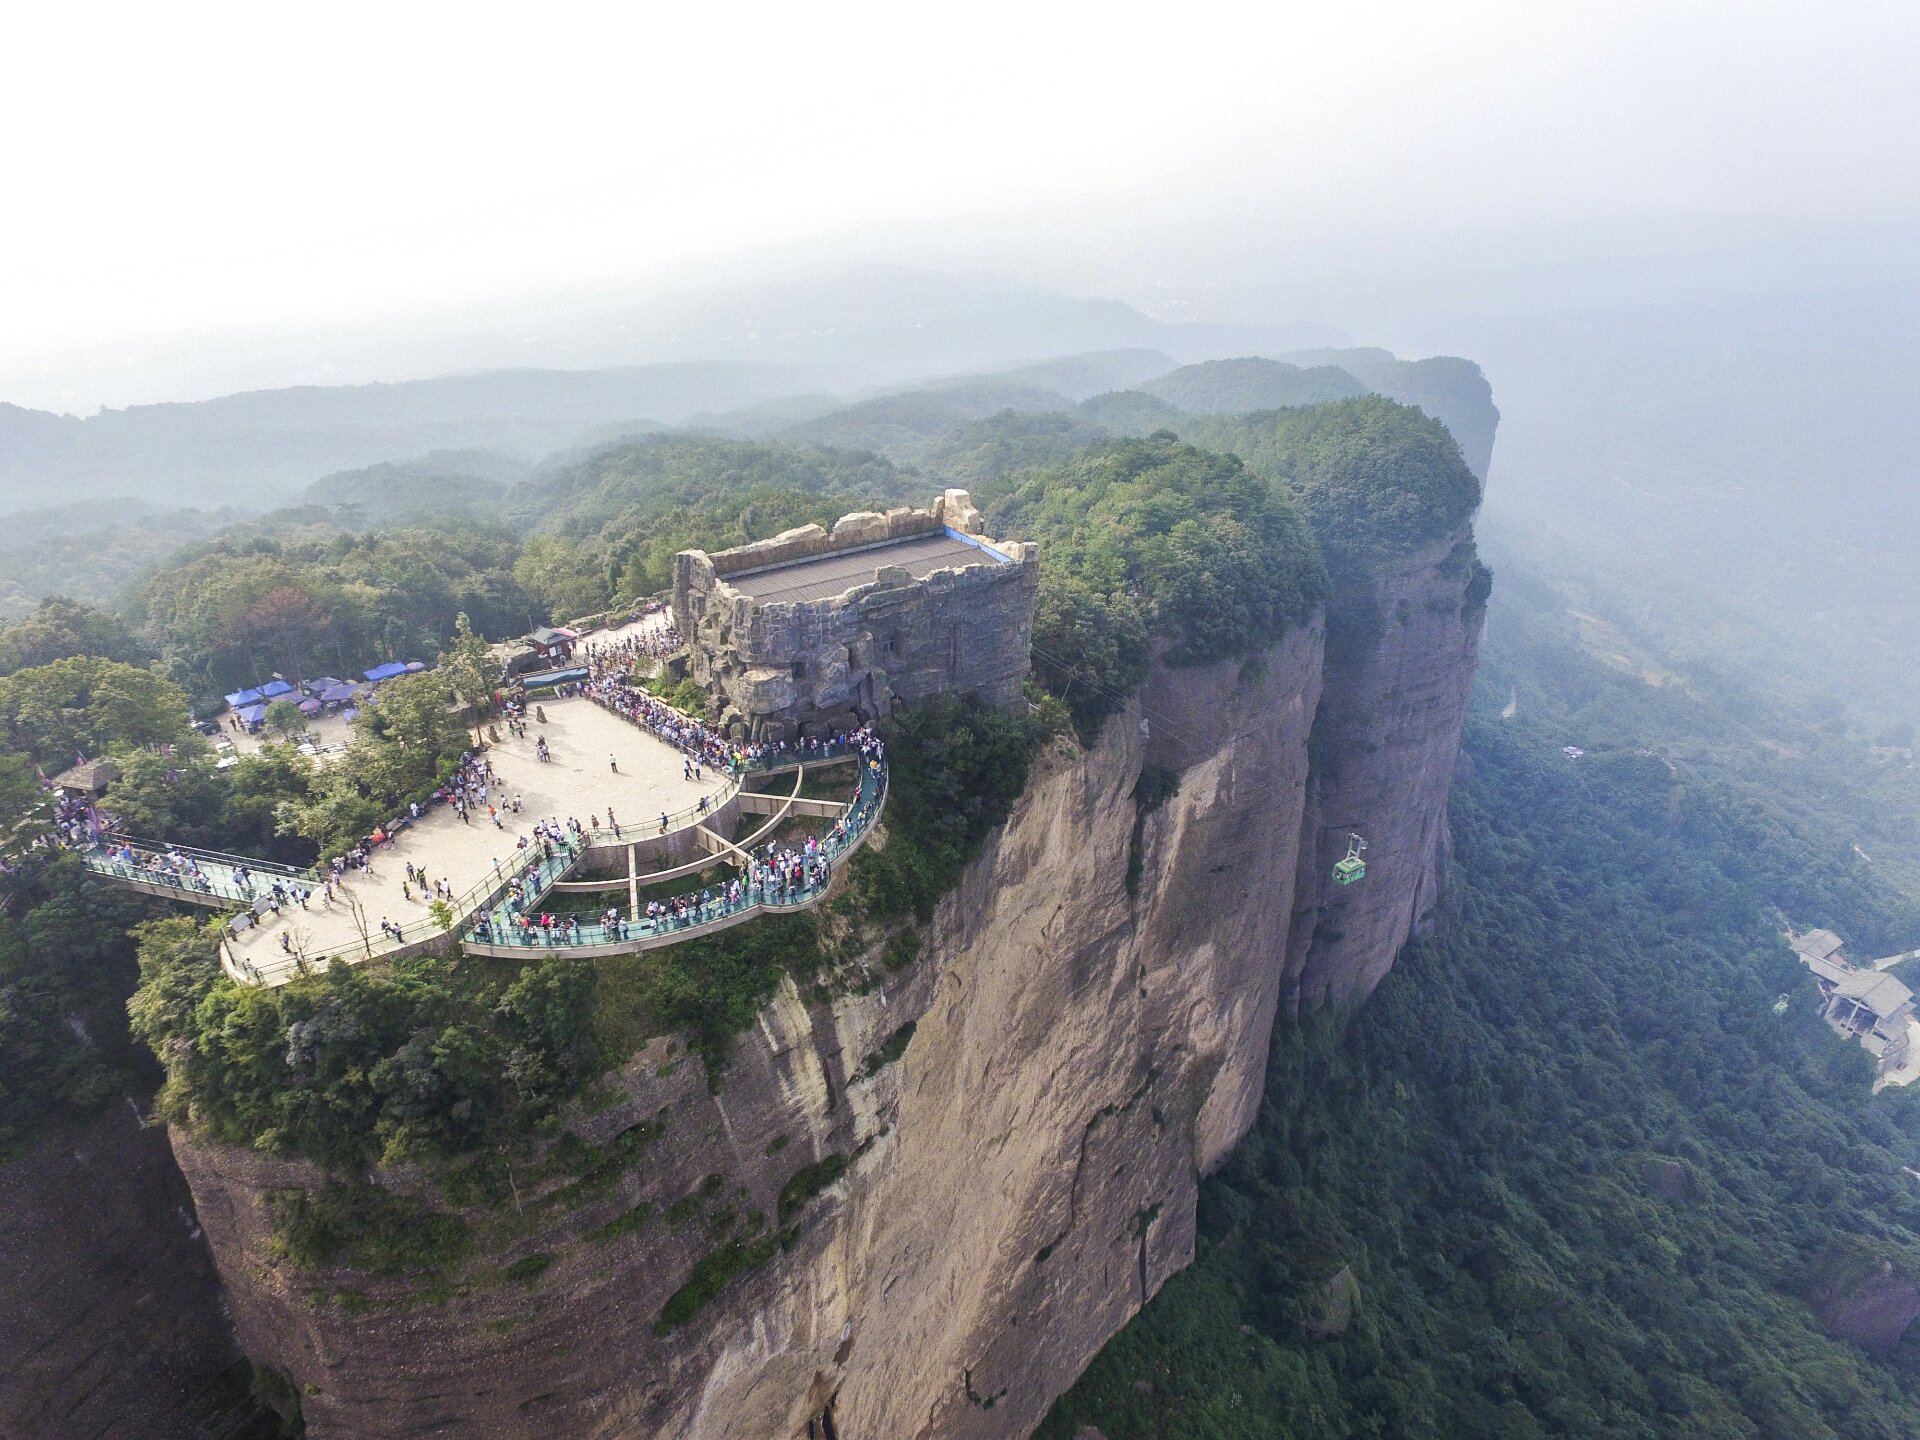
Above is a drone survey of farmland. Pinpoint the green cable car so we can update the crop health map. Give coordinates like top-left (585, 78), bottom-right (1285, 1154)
top-left (1332, 833), bottom-right (1368, 886)
top-left (1772, 993), bottom-right (1790, 1016)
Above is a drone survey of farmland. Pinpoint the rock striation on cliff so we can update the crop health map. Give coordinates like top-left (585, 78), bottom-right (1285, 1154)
top-left (1288, 523), bottom-right (1489, 1006)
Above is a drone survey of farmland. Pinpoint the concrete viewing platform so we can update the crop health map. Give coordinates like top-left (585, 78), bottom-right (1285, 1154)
top-left (80, 695), bottom-right (887, 985)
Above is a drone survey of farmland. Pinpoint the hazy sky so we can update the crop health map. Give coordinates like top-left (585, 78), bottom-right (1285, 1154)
top-left (6, 0), bottom-right (1917, 408)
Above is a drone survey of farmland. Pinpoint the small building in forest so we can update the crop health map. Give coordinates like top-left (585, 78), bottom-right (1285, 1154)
top-left (52, 758), bottom-right (120, 799)
top-left (525, 626), bottom-right (580, 665)
top-left (672, 490), bottom-right (1038, 741)
top-left (1825, 969), bottom-right (1915, 1075)
top-left (1787, 927), bottom-right (1917, 1077)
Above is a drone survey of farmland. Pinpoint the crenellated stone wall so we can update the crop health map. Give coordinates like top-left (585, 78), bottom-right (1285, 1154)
top-left (673, 490), bottom-right (1038, 742)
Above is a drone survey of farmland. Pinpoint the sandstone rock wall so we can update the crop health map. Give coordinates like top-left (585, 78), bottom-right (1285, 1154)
top-left (168, 623), bottom-right (1328, 1440)
top-left (163, 529), bottom-right (1484, 1440)
top-left (1287, 525), bottom-right (1488, 1007)
top-left (0, 1101), bottom-right (239, 1440)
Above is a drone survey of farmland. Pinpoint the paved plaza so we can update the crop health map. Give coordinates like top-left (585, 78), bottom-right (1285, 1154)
top-left (229, 697), bottom-right (718, 983)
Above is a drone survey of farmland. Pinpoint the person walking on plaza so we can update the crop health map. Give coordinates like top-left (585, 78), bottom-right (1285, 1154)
top-left (609, 752), bottom-right (618, 773)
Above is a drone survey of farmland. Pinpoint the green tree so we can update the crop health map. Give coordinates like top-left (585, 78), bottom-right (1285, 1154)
top-left (0, 753), bottom-right (43, 844)
top-left (512, 535), bottom-right (607, 623)
top-left (0, 596), bottom-right (148, 676)
top-left (263, 698), bottom-right (305, 741)
top-left (0, 655), bottom-right (191, 764)
top-left (280, 672), bottom-right (467, 852)
top-left (438, 613), bottom-right (496, 744)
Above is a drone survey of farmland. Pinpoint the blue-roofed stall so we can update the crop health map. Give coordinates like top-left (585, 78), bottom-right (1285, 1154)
top-left (363, 662), bottom-right (412, 683)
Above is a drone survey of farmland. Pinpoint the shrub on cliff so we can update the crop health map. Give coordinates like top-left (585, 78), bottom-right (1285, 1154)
top-left (130, 919), bottom-right (603, 1169)
top-left (1185, 395), bottom-right (1481, 564)
top-left (987, 434), bottom-right (1326, 739)
top-left (850, 697), bottom-right (1050, 922)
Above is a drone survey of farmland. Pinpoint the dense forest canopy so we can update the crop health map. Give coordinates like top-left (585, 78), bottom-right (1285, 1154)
top-left (1184, 395), bottom-right (1484, 563)
top-left (982, 435), bottom-right (1326, 737)
top-left (1142, 357), bottom-right (1368, 414)
top-left (135, 528), bottom-right (535, 702)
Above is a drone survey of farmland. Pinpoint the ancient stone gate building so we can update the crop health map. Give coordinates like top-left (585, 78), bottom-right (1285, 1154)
top-left (672, 489), bottom-right (1038, 740)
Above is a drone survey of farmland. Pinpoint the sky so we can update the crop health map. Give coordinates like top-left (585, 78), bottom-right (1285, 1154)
top-left (6, 0), bottom-right (1919, 410)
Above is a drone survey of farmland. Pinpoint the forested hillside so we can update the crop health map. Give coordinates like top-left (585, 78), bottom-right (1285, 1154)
top-left (1042, 576), bottom-right (1920, 1439)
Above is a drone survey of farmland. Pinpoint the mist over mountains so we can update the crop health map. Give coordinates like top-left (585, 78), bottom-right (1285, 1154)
top-left (0, 268), bottom-right (1344, 510)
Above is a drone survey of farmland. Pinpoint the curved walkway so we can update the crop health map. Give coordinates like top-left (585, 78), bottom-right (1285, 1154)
top-left (462, 756), bottom-right (886, 957)
top-left (76, 696), bottom-right (885, 984)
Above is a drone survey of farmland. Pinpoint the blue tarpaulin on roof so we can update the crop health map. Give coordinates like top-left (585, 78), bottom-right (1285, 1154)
top-left (519, 666), bottom-right (589, 690)
top-left (363, 662), bottom-right (410, 682)
top-left (236, 704), bottom-right (266, 725)
top-left (259, 679), bottom-right (295, 699)
top-left (225, 688), bottom-right (265, 708)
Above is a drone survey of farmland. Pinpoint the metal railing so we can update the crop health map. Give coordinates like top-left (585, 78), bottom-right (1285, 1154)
top-left (466, 758), bottom-right (886, 951)
top-left (79, 690), bottom-right (886, 977)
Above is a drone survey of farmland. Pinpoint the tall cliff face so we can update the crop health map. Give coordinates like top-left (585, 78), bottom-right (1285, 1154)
top-left (0, 1102), bottom-right (239, 1440)
top-left (169, 624), bottom-right (1320, 1440)
top-left (1288, 526), bottom-right (1488, 1007)
top-left (165, 531), bottom-right (1482, 1440)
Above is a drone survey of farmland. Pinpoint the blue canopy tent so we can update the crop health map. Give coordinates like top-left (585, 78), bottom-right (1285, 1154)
top-left (363, 662), bottom-right (411, 683)
top-left (258, 679), bottom-right (295, 699)
top-left (224, 687), bottom-right (266, 708)
top-left (303, 676), bottom-right (347, 696)
top-left (236, 703), bottom-right (267, 727)
top-left (317, 682), bottom-right (361, 704)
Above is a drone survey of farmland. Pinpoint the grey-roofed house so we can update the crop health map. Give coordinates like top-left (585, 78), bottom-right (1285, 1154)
top-left (1825, 968), bottom-right (1915, 1076)
top-left (1790, 928), bottom-right (1848, 965)
top-left (52, 758), bottom-right (121, 798)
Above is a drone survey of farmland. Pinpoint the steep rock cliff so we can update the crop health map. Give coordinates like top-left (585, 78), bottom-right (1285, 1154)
top-left (0, 1101), bottom-right (239, 1440)
top-left (170, 622), bottom-right (1325, 1440)
top-left (1288, 525), bottom-right (1488, 1007)
top-left (167, 531), bottom-right (1482, 1440)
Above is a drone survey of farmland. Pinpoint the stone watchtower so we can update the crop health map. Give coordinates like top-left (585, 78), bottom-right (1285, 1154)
top-left (671, 490), bottom-right (1039, 741)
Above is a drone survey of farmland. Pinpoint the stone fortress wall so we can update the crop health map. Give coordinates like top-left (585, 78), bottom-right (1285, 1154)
top-left (672, 489), bottom-right (1040, 740)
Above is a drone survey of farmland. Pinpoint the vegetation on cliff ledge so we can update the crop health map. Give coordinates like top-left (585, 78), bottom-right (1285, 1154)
top-left (987, 434), bottom-right (1327, 739)
top-left (124, 692), bottom-right (1046, 1187)
top-left (1184, 395), bottom-right (1482, 564)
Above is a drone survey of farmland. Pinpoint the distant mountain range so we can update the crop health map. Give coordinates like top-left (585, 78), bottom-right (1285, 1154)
top-left (0, 269), bottom-right (1349, 512)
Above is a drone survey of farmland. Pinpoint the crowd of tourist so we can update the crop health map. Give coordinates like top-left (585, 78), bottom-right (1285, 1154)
top-left (581, 608), bottom-right (680, 677)
top-left (473, 771), bottom-right (879, 949)
top-left (586, 673), bottom-right (884, 778)
top-left (73, 622), bottom-right (891, 968)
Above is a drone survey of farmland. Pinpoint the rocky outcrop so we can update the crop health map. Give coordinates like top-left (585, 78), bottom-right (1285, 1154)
top-left (1812, 1261), bottom-right (1920, 1356)
top-left (169, 621), bottom-right (1333, 1439)
top-left (0, 1101), bottom-right (239, 1440)
top-left (1287, 525), bottom-right (1488, 1006)
top-left (166, 530), bottom-right (1483, 1440)
top-left (674, 490), bottom-right (1038, 741)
